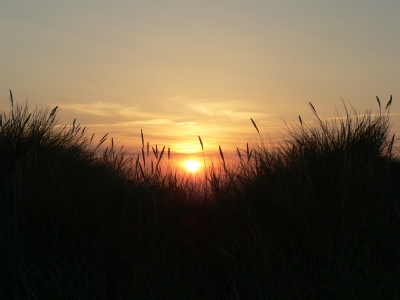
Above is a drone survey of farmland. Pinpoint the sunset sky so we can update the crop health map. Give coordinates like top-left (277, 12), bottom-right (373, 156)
top-left (1, 1), bottom-right (400, 170)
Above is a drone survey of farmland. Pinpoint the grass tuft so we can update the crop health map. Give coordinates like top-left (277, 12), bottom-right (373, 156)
top-left (1, 92), bottom-right (399, 299)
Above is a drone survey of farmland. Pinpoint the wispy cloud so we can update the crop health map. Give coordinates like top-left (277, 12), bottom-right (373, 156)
top-left (176, 122), bottom-right (196, 125)
top-left (188, 101), bottom-right (270, 120)
top-left (55, 97), bottom-right (295, 157)
top-left (59, 101), bottom-right (145, 118)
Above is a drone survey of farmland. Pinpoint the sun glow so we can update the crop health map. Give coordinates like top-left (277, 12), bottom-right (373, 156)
top-left (184, 160), bottom-right (201, 173)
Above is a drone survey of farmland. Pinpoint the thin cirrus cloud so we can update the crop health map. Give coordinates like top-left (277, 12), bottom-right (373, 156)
top-left (58, 97), bottom-right (273, 128)
top-left (55, 97), bottom-right (276, 155)
top-left (58, 101), bottom-right (144, 118)
top-left (55, 95), bottom-right (400, 158)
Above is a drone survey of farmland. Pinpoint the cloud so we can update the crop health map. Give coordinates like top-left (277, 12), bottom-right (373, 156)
top-left (54, 97), bottom-right (285, 157)
top-left (165, 97), bottom-right (273, 124)
top-left (176, 122), bottom-right (196, 125)
top-left (59, 101), bottom-right (145, 118)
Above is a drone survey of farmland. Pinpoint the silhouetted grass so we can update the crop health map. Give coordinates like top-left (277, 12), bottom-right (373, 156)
top-left (1, 91), bottom-right (399, 299)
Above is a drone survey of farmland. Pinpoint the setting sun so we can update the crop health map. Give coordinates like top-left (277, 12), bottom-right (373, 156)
top-left (184, 160), bottom-right (201, 173)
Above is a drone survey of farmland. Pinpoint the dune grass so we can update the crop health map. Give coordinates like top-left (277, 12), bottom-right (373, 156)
top-left (1, 91), bottom-right (399, 299)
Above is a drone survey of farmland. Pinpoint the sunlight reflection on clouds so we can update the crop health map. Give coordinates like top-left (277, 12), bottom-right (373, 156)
top-left (55, 97), bottom-right (317, 159)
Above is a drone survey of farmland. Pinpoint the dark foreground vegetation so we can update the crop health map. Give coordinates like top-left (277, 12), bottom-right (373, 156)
top-left (1, 91), bottom-right (399, 299)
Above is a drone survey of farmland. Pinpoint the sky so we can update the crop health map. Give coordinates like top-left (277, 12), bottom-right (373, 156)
top-left (1, 0), bottom-right (400, 170)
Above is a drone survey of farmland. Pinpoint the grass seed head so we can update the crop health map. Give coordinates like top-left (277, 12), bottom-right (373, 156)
top-left (9, 89), bottom-right (13, 107)
top-left (219, 145), bottom-right (225, 164)
top-left (198, 136), bottom-right (203, 150)
top-left (250, 118), bottom-right (259, 134)
top-left (386, 95), bottom-right (392, 110)
top-left (376, 96), bottom-right (381, 109)
top-left (309, 102), bottom-right (316, 113)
